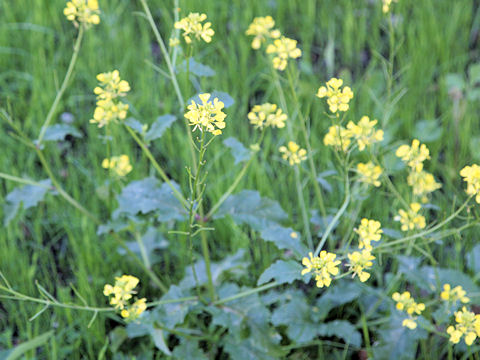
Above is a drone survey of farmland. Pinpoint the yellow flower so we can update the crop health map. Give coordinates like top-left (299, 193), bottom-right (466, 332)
top-left (407, 170), bottom-right (441, 203)
top-left (174, 13), bottom-right (214, 44)
top-left (169, 37), bottom-right (180, 47)
top-left (316, 78), bottom-right (354, 113)
top-left (102, 155), bottom-right (133, 177)
top-left (279, 141), bottom-right (307, 165)
top-left (248, 103), bottom-right (287, 129)
top-left (402, 318), bottom-right (418, 329)
top-left (301, 251), bottom-right (341, 288)
top-left (440, 284), bottom-right (470, 304)
top-left (394, 202), bottom-right (426, 232)
top-left (382, 0), bottom-right (398, 13)
top-left (346, 116), bottom-right (384, 151)
top-left (460, 164), bottom-right (480, 203)
top-left (323, 125), bottom-right (353, 151)
top-left (90, 70), bottom-right (130, 128)
top-left (245, 16), bottom-right (281, 50)
top-left (266, 36), bottom-right (302, 71)
top-left (446, 307), bottom-right (480, 346)
top-left (357, 162), bottom-right (382, 187)
top-left (104, 275), bottom-right (146, 321)
top-left (184, 93), bottom-right (226, 135)
top-left (347, 250), bottom-right (375, 282)
top-left (393, 291), bottom-right (425, 330)
top-left (396, 139), bottom-right (430, 172)
top-left (354, 218), bottom-right (382, 251)
top-left (64, 0), bottom-right (100, 26)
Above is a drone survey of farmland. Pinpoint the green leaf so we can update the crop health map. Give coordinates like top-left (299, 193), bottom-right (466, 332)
top-left (114, 177), bottom-right (185, 221)
top-left (4, 179), bottom-right (52, 225)
top-left (43, 124), bottom-right (82, 141)
top-left (260, 224), bottom-right (308, 257)
top-left (317, 320), bottom-right (361, 348)
top-left (468, 63), bottom-right (480, 85)
top-left (257, 260), bottom-right (303, 286)
top-left (445, 73), bottom-right (465, 92)
top-left (125, 117), bottom-right (146, 133)
top-left (172, 339), bottom-right (208, 360)
top-left (214, 190), bottom-right (287, 231)
top-left (179, 58), bottom-right (215, 77)
top-left (118, 227), bottom-right (168, 265)
top-left (153, 285), bottom-right (195, 329)
top-left (144, 114), bottom-right (176, 142)
top-left (2, 330), bottom-right (54, 360)
top-left (315, 280), bottom-right (363, 320)
top-left (223, 137), bottom-right (251, 165)
top-left (413, 119), bottom-right (442, 142)
top-left (126, 313), bottom-right (171, 355)
top-left (223, 337), bottom-right (278, 360)
top-left (419, 266), bottom-right (479, 294)
top-left (467, 243), bottom-right (480, 273)
top-left (150, 328), bottom-right (171, 355)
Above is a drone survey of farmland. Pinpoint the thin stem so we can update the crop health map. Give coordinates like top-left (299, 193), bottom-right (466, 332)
top-left (37, 26), bottom-right (84, 145)
top-left (295, 165), bottom-right (313, 249)
top-left (0, 172), bottom-right (52, 188)
top-left (135, 231), bottom-right (151, 269)
top-left (124, 124), bottom-right (188, 209)
top-left (212, 281), bottom-right (279, 305)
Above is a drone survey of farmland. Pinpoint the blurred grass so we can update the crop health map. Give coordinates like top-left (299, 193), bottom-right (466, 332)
top-left (0, 0), bottom-right (479, 357)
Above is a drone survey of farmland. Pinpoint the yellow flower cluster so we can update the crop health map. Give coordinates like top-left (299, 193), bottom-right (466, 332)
top-left (407, 170), bottom-right (441, 203)
top-left (266, 37), bottom-right (302, 71)
top-left (382, 0), bottom-right (398, 13)
top-left (441, 284), bottom-right (470, 304)
top-left (346, 116), bottom-right (384, 151)
top-left (394, 202), bottom-right (426, 232)
top-left (316, 78), bottom-right (354, 113)
top-left (392, 291), bottom-right (425, 329)
top-left (102, 155), bottom-right (133, 177)
top-left (184, 93), bottom-right (226, 135)
top-left (103, 275), bottom-right (147, 321)
top-left (347, 250), bottom-right (375, 282)
top-left (301, 251), bottom-right (341, 288)
top-left (174, 13), bottom-right (214, 44)
top-left (460, 164), bottom-right (480, 203)
top-left (90, 70), bottom-right (130, 128)
top-left (279, 141), bottom-right (307, 165)
top-left (447, 307), bottom-right (480, 346)
top-left (354, 218), bottom-right (383, 250)
top-left (64, 0), bottom-right (100, 26)
top-left (248, 103), bottom-right (287, 129)
top-left (396, 139), bottom-right (430, 173)
top-left (357, 162), bottom-right (382, 187)
top-left (323, 125), bottom-right (351, 151)
top-left (245, 16), bottom-right (280, 50)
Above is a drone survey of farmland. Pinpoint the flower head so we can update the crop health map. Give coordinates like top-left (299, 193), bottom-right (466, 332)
top-left (354, 218), bottom-right (382, 250)
top-left (316, 78), bottom-right (354, 113)
top-left (346, 116), bottom-right (384, 150)
top-left (174, 13), bottom-right (214, 44)
top-left (301, 251), bottom-right (341, 288)
top-left (266, 36), bottom-right (302, 71)
top-left (407, 170), bottom-right (441, 203)
top-left (90, 70), bottom-right (130, 128)
top-left (396, 139), bottom-right (430, 172)
top-left (392, 291), bottom-right (425, 330)
top-left (446, 307), bottom-right (480, 345)
top-left (347, 250), bottom-right (375, 282)
top-left (394, 202), bottom-right (426, 232)
top-left (441, 284), bottom-right (470, 304)
top-left (460, 164), bottom-right (480, 203)
top-left (279, 141), bottom-right (307, 165)
top-left (184, 93), bottom-right (226, 135)
top-left (64, 0), bottom-right (100, 26)
top-left (382, 0), bottom-right (398, 13)
top-left (357, 162), bottom-right (382, 187)
top-left (323, 125), bottom-right (353, 151)
top-left (245, 16), bottom-right (281, 49)
top-left (248, 103), bottom-right (287, 129)
top-left (102, 155), bottom-right (133, 177)
top-left (103, 275), bottom-right (147, 321)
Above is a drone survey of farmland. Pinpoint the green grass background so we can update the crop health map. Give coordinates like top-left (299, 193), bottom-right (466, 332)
top-left (0, 0), bottom-right (479, 357)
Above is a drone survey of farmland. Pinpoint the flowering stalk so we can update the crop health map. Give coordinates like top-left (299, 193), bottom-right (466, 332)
top-left (37, 26), bottom-right (84, 145)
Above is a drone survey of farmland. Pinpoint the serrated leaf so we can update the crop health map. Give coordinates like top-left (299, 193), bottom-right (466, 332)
top-left (125, 117), bottom-right (145, 133)
top-left (144, 114), bottom-right (176, 142)
top-left (118, 227), bottom-right (168, 265)
top-left (172, 339), bottom-right (208, 360)
top-left (150, 328), bottom-right (171, 355)
top-left (43, 124), bottom-right (82, 141)
top-left (113, 177), bottom-right (185, 221)
top-left (413, 119), bottom-right (442, 142)
top-left (223, 337), bottom-right (278, 360)
top-left (317, 320), bottom-right (361, 347)
top-left (214, 190), bottom-right (287, 231)
top-left (315, 280), bottom-right (363, 320)
top-left (260, 224), bottom-right (308, 257)
top-left (223, 137), bottom-right (251, 165)
top-left (257, 260), bottom-right (303, 286)
top-left (4, 179), bottom-right (52, 225)
top-left (179, 58), bottom-right (216, 77)
top-left (153, 285), bottom-right (195, 329)
top-left (419, 266), bottom-right (479, 294)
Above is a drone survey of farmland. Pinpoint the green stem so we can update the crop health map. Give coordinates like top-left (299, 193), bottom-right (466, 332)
top-left (105, 123), bottom-right (112, 210)
top-left (135, 231), bottom-right (151, 269)
top-left (124, 124), bottom-right (188, 208)
top-left (0, 172), bottom-right (52, 188)
top-left (212, 281), bottom-right (279, 305)
top-left (37, 26), bottom-right (84, 145)
top-left (295, 165), bottom-right (313, 249)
